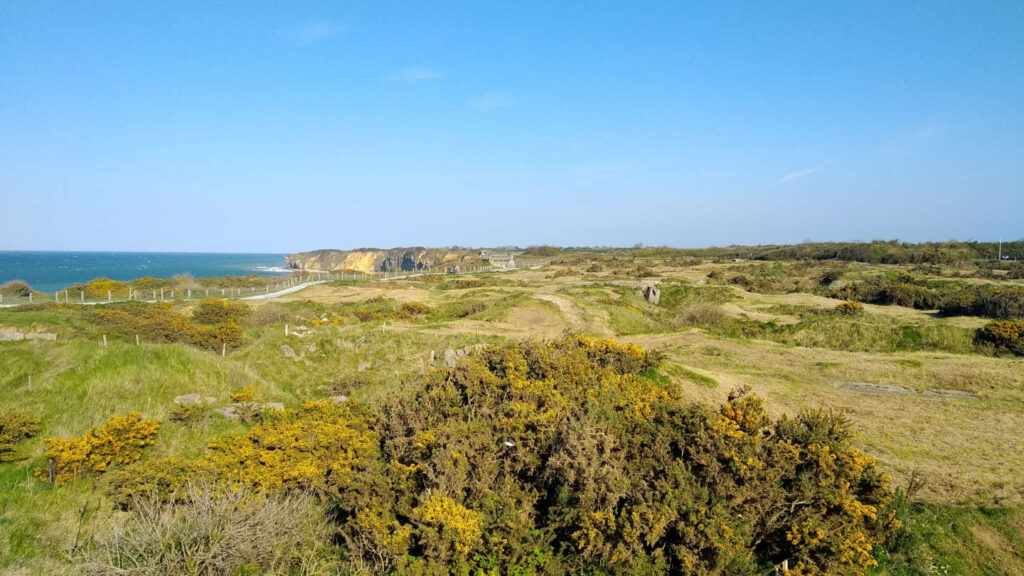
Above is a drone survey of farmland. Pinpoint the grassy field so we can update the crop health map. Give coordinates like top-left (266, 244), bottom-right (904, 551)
top-left (1, 256), bottom-right (1022, 574)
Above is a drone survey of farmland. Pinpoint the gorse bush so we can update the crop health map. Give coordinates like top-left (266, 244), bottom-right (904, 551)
top-left (974, 320), bottom-right (1024, 355)
top-left (88, 302), bottom-right (244, 351)
top-left (38, 412), bottom-right (160, 484)
top-left (835, 301), bottom-right (864, 316)
top-left (191, 298), bottom-right (251, 325)
top-left (84, 277), bottom-right (130, 298)
top-left (0, 410), bottom-right (40, 462)
top-left (81, 336), bottom-right (895, 574)
top-left (204, 400), bottom-right (378, 495)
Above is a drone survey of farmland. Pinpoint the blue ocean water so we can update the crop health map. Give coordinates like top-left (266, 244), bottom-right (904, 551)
top-left (0, 251), bottom-right (290, 294)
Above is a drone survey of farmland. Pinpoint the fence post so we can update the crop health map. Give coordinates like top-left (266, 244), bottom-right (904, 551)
top-left (285, 324), bottom-right (289, 336)
top-left (221, 342), bottom-right (226, 357)
top-left (108, 290), bottom-right (111, 302)
top-left (187, 289), bottom-right (191, 301)
top-left (102, 334), bottom-right (107, 347)
top-left (136, 334), bottom-right (139, 345)
top-left (29, 293), bottom-right (32, 303)
top-left (81, 291), bottom-right (84, 303)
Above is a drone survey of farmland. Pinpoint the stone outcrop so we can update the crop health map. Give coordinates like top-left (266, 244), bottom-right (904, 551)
top-left (643, 285), bottom-right (660, 305)
top-left (0, 326), bottom-right (57, 341)
top-left (286, 248), bottom-right (482, 273)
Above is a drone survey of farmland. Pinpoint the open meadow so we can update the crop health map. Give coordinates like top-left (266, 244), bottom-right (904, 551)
top-left (2, 250), bottom-right (1024, 575)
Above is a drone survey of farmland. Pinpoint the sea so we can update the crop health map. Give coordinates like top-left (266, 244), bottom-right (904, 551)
top-left (0, 251), bottom-right (291, 294)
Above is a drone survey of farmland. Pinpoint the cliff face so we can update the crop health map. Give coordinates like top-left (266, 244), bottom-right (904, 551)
top-left (286, 248), bottom-right (480, 273)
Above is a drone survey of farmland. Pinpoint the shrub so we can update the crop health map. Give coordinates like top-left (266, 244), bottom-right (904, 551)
top-left (729, 274), bottom-right (752, 288)
top-left (38, 412), bottom-right (160, 484)
top-left (819, 269), bottom-right (843, 286)
top-left (0, 410), bottom-right (40, 462)
top-left (88, 302), bottom-right (244, 352)
top-left (332, 336), bottom-right (894, 575)
top-left (586, 264), bottom-right (603, 273)
top-left (191, 298), bottom-right (251, 325)
top-left (974, 320), bottom-right (1024, 355)
top-left (80, 484), bottom-right (338, 576)
top-left (939, 285), bottom-right (1024, 319)
top-left (169, 403), bottom-right (211, 424)
top-left (204, 400), bottom-right (378, 495)
top-left (230, 385), bottom-right (258, 403)
top-left (522, 245), bottom-right (562, 257)
top-left (0, 280), bottom-right (32, 297)
top-left (84, 277), bottom-right (130, 298)
top-left (393, 301), bottom-right (431, 319)
top-left (106, 456), bottom-right (216, 507)
top-left (835, 301), bottom-right (865, 316)
top-left (707, 269), bottom-right (724, 280)
top-left (833, 280), bottom-right (941, 310)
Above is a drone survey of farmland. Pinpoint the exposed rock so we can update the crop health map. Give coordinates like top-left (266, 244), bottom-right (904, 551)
top-left (286, 247), bottom-right (482, 274)
top-left (441, 344), bottom-right (486, 367)
top-left (357, 359), bottom-right (370, 372)
top-left (175, 394), bottom-right (218, 405)
top-left (214, 406), bottom-right (239, 420)
top-left (643, 285), bottom-right (660, 305)
top-left (264, 402), bottom-right (285, 411)
top-left (330, 395), bottom-right (349, 404)
top-left (835, 381), bottom-right (978, 400)
top-left (0, 326), bottom-right (58, 342)
top-left (281, 344), bottom-right (297, 359)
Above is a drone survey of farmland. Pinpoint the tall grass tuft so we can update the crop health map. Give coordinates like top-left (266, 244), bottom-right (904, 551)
top-left (79, 483), bottom-right (338, 576)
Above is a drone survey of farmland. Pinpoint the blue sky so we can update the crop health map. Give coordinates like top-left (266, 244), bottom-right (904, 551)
top-left (2, 1), bottom-right (1022, 252)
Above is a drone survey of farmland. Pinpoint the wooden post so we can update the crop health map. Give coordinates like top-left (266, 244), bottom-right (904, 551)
top-left (28, 374), bottom-right (32, 391)
top-left (136, 334), bottom-right (140, 345)
top-left (102, 334), bottom-right (107, 347)
top-left (187, 289), bottom-right (191, 301)
top-left (28, 293), bottom-right (32, 303)
top-left (108, 290), bottom-right (111, 302)
top-left (160, 288), bottom-right (164, 301)
top-left (81, 291), bottom-right (84, 303)
top-left (285, 324), bottom-right (289, 336)
top-left (221, 342), bottom-right (226, 357)
top-left (206, 288), bottom-right (209, 297)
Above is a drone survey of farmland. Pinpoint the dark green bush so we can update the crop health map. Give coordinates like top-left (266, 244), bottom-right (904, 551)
top-left (0, 280), bottom-right (32, 297)
top-left (939, 285), bottom-right (1024, 319)
top-left (0, 410), bottom-right (40, 462)
top-left (191, 298), bottom-right (251, 325)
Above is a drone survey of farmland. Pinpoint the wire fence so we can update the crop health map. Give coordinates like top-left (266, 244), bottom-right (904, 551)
top-left (0, 258), bottom-right (549, 307)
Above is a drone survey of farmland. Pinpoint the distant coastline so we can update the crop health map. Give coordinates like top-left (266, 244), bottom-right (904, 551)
top-left (0, 251), bottom-right (289, 294)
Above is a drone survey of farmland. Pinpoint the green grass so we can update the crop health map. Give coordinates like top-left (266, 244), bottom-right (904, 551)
top-left (873, 492), bottom-right (1024, 576)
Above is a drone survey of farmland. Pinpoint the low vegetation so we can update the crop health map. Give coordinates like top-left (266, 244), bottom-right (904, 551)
top-left (2, 253), bottom-right (1023, 574)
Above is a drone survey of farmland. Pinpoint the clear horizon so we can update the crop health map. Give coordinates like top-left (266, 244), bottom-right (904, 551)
top-left (2, 2), bottom-right (1022, 252)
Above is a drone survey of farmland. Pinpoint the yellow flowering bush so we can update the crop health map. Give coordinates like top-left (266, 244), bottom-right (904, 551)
top-left (204, 400), bottom-right (378, 495)
top-left (38, 412), bottom-right (160, 484)
top-left (975, 320), bottom-right (1024, 355)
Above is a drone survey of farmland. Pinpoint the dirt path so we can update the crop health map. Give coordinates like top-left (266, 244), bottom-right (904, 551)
top-left (533, 293), bottom-right (585, 328)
